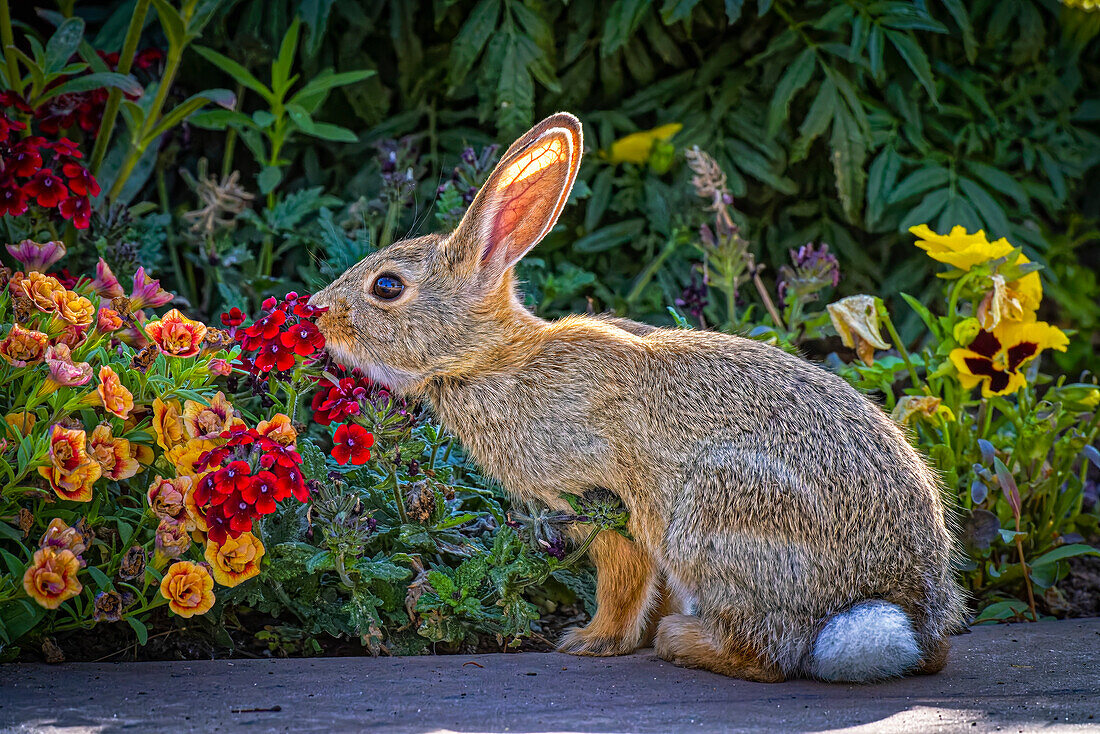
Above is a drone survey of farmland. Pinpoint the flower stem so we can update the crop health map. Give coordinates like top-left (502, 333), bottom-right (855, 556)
top-left (878, 300), bottom-right (920, 387)
top-left (389, 464), bottom-right (408, 525)
top-left (0, 0), bottom-right (22, 98)
top-left (627, 234), bottom-right (680, 305)
top-left (90, 0), bottom-right (151, 175)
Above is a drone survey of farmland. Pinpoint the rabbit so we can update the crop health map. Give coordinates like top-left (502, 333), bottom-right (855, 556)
top-left (309, 112), bottom-right (968, 683)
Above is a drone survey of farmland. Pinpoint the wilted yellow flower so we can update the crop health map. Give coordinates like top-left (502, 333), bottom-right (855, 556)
top-left (826, 295), bottom-right (890, 366)
top-left (182, 392), bottom-right (234, 440)
top-left (152, 397), bottom-right (187, 451)
top-left (147, 475), bottom-right (190, 520)
top-left (159, 561), bottom-right (215, 617)
top-left (601, 123), bottom-right (683, 165)
top-left (0, 324), bottom-right (49, 366)
top-left (23, 547), bottom-right (82, 609)
top-left (88, 424), bottom-right (141, 481)
top-left (12, 271), bottom-right (65, 312)
top-left (96, 366), bottom-right (134, 419)
top-left (154, 517), bottom-right (191, 562)
top-left (257, 413), bottom-right (296, 447)
top-left (949, 321), bottom-right (1069, 398)
top-left (39, 517), bottom-right (88, 557)
top-left (204, 531), bottom-right (264, 587)
top-left (891, 396), bottom-right (955, 426)
top-left (4, 411), bottom-right (36, 438)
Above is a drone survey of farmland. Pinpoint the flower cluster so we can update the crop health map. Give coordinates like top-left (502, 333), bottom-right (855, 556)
top-left (910, 225), bottom-right (1068, 397)
top-left (0, 97), bottom-right (98, 228)
top-left (230, 294), bottom-right (326, 374)
top-left (22, 518), bottom-right (89, 609)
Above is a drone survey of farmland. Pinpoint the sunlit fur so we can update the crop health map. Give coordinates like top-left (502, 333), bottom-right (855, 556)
top-left (311, 112), bottom-right (968, 683)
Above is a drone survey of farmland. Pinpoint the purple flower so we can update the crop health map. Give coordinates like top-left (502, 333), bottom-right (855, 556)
top-left (6, 239), bottom-right (65, 272)
top-left (128, 266), bottom-right (173, 310)
top-left (90, 258), bottom-right (125, 298)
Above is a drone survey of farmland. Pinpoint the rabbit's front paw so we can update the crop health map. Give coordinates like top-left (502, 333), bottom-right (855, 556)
top-left (557, 625), bottom-right (639, 656)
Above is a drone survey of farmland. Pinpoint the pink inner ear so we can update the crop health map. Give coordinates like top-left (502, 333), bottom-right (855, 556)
top-left (483, 134), bottom-right (573, 266)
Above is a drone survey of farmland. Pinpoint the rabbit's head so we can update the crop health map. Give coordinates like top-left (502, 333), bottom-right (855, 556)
top-left (310, 112), bottom-right (583, 393)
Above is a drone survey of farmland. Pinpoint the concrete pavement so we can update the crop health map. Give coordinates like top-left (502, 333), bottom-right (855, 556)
top-left (1, 618), bottom-right (1097, 733)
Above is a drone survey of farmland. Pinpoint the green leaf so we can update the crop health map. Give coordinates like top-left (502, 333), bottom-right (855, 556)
top-left (39, 71), bottom-right (143, 103)
top-left (830, 102), bottom-right (866, 223)
top-left (939, 0), bottom-right (977, 63)
top-left (898, 188), bottom-right (950, 231)
top-left (192, 46), bottom-right (272, 102)
top-left (661, 0), bottom-right (702, 24)
top-left (791, 77), bottom-right (837, 161)
top-left (573, 219), bottom-right (645, 253)
top-left (145, 89), bottom-right (236, 142)
top-left (601, 0), bottom-right (653, 57)
top-left (306, 550), bottom-right (335, 573)
top-left (958, 177), bottom-right (1010, 238)
top-left (867, 25), bottom-right (884, 81)
top-left (298, 438), bottom-right (329, 481)
top-left (87, 566), bottom-right (112, 591)
top-left (290, 69), bottom-right (375, 108)
top-left (965, 161), bottom-right (1028, 208)
top-left (585, 167), bottom-right (614, 231)
top-left (272, 17), bottom-right (301, 98)
top-left (724, 0), bottom-right (745, 23)
top-left (900, 292), bottom-right (941, 338)
top-left (887, 30), bottom-right (938, 103)
top-left (258, 165), bottom-right (284, 194)
top-left (766, 47), bottom-right (816, 136)
top-left (45, 18), bottom-right (84, 74)
top-left (298, 0), bottom-right (336, 57)
top-left (1029, 543), bottom-right (1100, 569)
top-left (448, 0), bottom-right (501, 86)
top-left (188, 109), bottom-right (255, 130)
top-left (150, 0), bottom-right (185, 50)
top-left (126, 616), bottom-right (149, 645)
top-left (888, 165), bottom-right (950, 204)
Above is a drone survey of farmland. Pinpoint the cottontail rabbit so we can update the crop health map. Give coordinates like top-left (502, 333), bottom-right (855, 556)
top-left (311, 112), bottom-right (967, 682)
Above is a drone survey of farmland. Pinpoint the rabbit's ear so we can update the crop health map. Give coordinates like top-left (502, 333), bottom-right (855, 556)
top-left (453, 112), bottom-right (583, 273)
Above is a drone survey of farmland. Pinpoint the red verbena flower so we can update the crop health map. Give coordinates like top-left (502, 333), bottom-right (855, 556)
top-left (24, 170), bottom-right (69, 207)
top-left (311, 375), bottom-right (369, 425)
top-left (280, 321), bottom-right (324, 355)
top-left (331, 423), bottom-right (374, 466)
top-left (221, 307), bottom-right (246, 327)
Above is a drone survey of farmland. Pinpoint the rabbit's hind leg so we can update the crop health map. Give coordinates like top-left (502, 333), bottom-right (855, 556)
top-left (557, 529), bottom-right (660, 656)
top-left (654, 613), bottom-right (785, 682)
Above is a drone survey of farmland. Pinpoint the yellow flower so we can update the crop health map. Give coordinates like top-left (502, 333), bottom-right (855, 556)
top-left (39, 459), bottom-right (102, 502)
top-left (949, 320), bottom-right (1069, 398)
top-left (96, 366), bottom-right (134, 419)
top-left (143, 308), bottom-right (208, 358)
top-left (167, 438), bottom-right (221, 477)
top-left (204, 531), bottom-right (264, 587)
top-left (147, 475), bottom-right (190, 521)
top-left (52, 289), bottom-right (95, 327)
top-left (826, 295), bottom-right (890, 366)
top-left (182, 392), bottom-right (234, 440)
top-left (0, 324), bottom-right (49, 366)
top-left (89, 424), bottom-right (141, 481)
top-left (44, 424), bottom-right (89, 473)
top-left (159, 561), bottom-right (215, 617)
top-left (1062, 0), bottom-right (1099, 10)
top-left (152, 397), bottom-right (187, 451)
top-left (23, 547), bottom-right (82, 610)
top-left (909, 224), bottom-right (1042, 319)
top-left (601, 123), bottom-right (683, 165)
top-left (12, 271), bottom-right (64, 313)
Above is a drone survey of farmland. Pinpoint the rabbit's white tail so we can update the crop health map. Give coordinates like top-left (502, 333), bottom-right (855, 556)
top-left (809, 600), bottom-right (921, 682)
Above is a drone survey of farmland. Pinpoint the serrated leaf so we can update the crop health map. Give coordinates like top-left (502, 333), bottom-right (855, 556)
top-left (958, 177), bottom-right (1010, 239)
top-left (887, 30), bottom-right (938, 103)
top-left (965, 161), bottom-right (1028, 208)
top-left (898, 188), bottom-right (950, 231)
top-left (601, 0), bottom-right (652, 57)
top-left (792, 77), bottom-right (837, 161)
top-left (766, 47), bottom-right (816, 136)
top-left (888, 165), bottom-right (950, 204)
top-left (448, 0), bottom-right (501, 85)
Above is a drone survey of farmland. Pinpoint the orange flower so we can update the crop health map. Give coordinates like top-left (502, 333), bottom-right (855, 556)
top-left (23, 547), bottom-right (82, 609)
top-left (147, 475), bottom-right (190, 520)
top-left (39, 459), bottom-right (102, 502)
top-left (204, 531), bottom-right (264, 587)
top-left (89, 424), bottom-right (141, 481)
top-left (182, 392), bottom-right (234, 439)
top-left (154, 517), bottom-right (191, 561)
top-left (257, 413), bottom-right (297, 447)
top-left (45, 424), bottom-right (89, 473)
top-left (96, 366), bottom-right (134, 419)
top-left (159, 561), bottom-right (215, 617)
top-left (96, 307), bottom-right (124, 332)
top-left (52, 290), bottom-right (95, 327)
top-left (0, 324), bottom-right (49, 366)
top-left (14, 271), bottom-right (64, 312)
top-left (152, 397), bottom-right (187, 451)
top-left (144, 308), bottom-right (207, 358)
top-left (4, 411), bottom-right (36, 438)
top-left (166, 438), bottom-right (220, 477)
top-left (39, 517), bottom-right (88, 557)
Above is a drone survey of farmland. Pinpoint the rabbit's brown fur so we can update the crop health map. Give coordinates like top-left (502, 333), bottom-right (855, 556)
top-left (311, 112), bottom-right (968, 682)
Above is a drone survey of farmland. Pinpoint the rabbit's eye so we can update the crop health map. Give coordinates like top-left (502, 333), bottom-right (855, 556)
top-left (371, 274), bottom-right (405, 300)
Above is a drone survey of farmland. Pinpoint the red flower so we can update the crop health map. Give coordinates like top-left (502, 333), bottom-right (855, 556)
top-left (0, 184), bottom-right (27, 217)
top-left (331, 423), bottom-right (374, 466)
top-left (0, 91), bottom-right (30, 113)
top-left (242, 471), bottom-right (278, 515)
top-left (311, 376), bottom-right (369, 425)
top-left (219, 460), bottom-right (254, 495)
top-left (58, 196), bottom-right (91, 229)
top-left (24, 170), bottom-right (69, 207)
top-left (279, 321), bottom-right (324, 355)
top-left (9, 143), bottom-right (42, 177)
top-left (220, 307), bottom-right (246, 327)
top-left (62, 161), bottom-right (100, 197)
top-left (255, 341), bottom-right (296, 372)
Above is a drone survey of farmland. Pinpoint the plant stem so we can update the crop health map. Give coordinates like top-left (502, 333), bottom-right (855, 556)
top-left (90, 0), bottom-right (151, 175)
top-left (390, 464), bottom-right (408, 525)
top-left (0, 0), bottom-right (21, 97)
top-left (879, 301), bottom-right (920, 386)
top-left (627, 234), bottom-right (680, 304)
top-left (1013, 516), bottom-right (1038, 622)
top-left (750, 263), bottom-right (785, 330)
